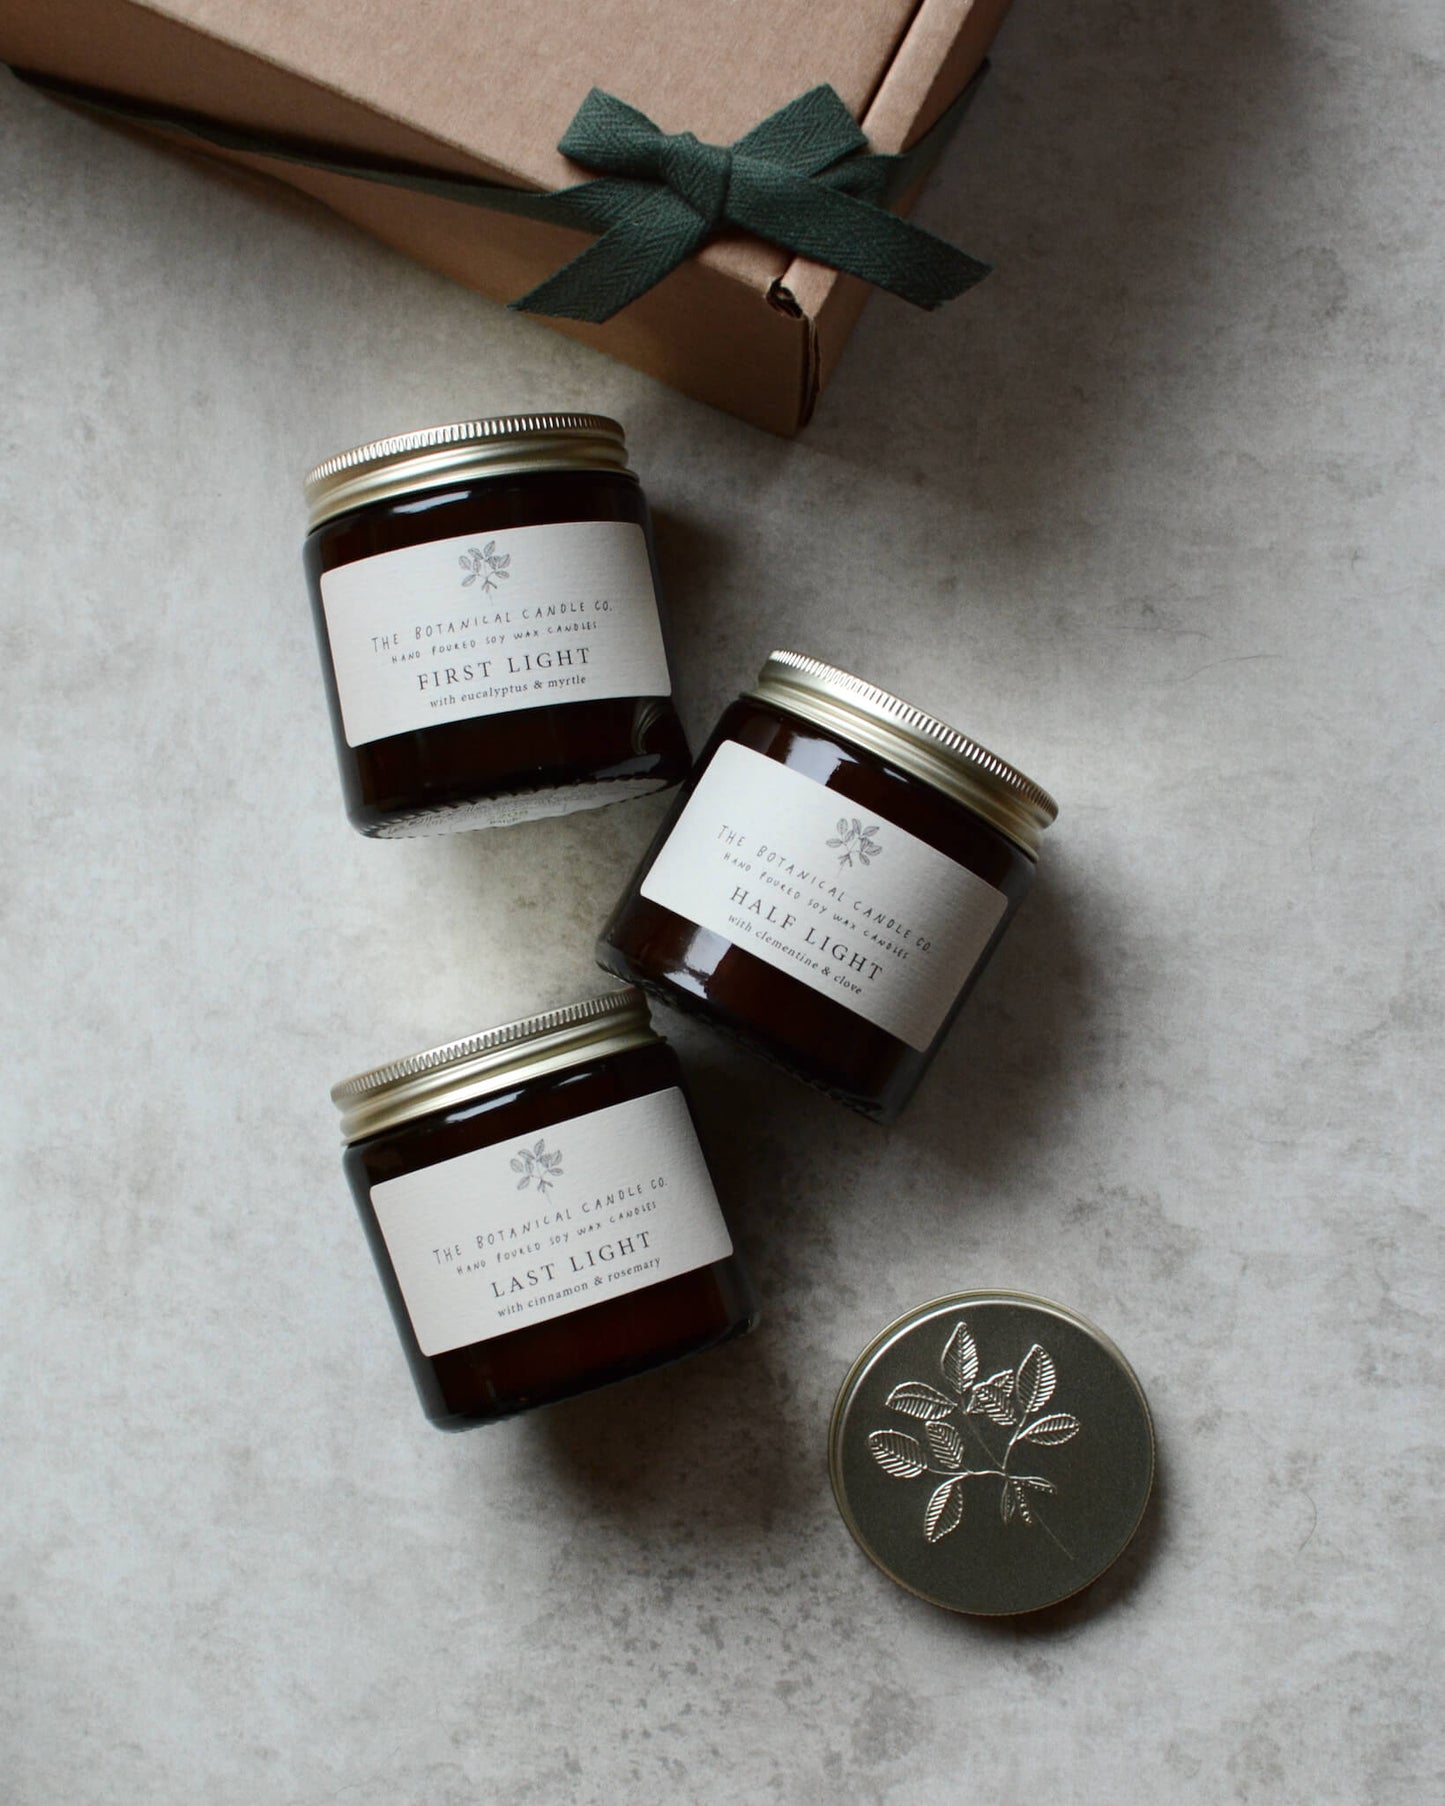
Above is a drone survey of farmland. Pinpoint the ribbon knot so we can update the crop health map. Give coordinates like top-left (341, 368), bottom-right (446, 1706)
top-left (658, 131), bottom-right (733, 229)
top-left (515, 82), bottom-right (991, 322)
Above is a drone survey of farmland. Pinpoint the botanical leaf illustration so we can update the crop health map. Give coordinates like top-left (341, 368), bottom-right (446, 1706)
top-left (1015, 1344), bottom-right (1056, 1416)
top-left (868, 1430), bottom-right (925, 1478)
top-left (827, 816), bottom-right (884, 869)
top-left (924, 1477), bottom-right (965, 1542)
top-left (1013, 1413), bottom-right (1081, 1447)
top-left (512, 1137), bottom-right (564, 1195)
top-left (925, 1421), bottom-right (965, 1470)
top-left (969, 1370), bottom-right (1018, 1427)
top-left (864, 1320), bottom-right (1082, 1548)
top-left (940, 1321), bottom-right (979, 1393)
top-left (886, 1381), bottom-right (956, 1422)
top-left (460, 542), bottom-right (512, 592)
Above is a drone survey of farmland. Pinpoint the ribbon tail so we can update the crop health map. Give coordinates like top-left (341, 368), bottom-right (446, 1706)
top-left (512, 189), bottom-right (710, 322)
top-left (730, 166), bottom-right (989, 308)
top-left (822, 63), bottom-right (991, 206)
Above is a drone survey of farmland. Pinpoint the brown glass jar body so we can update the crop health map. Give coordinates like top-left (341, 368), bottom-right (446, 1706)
top-left (597, 697), bottom-right (1038, 1121)
top-left (343, 1040), bottom-right (755, 1428)
top-left (304, 468), bottom-right (691, 836)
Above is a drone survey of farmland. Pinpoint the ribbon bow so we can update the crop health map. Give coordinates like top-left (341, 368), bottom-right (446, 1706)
top-left (11, 67), bottom-right (991, 323)
top-left (516, 84), bottom-right (989, 321)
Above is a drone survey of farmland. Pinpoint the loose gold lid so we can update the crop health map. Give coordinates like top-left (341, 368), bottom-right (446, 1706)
top-left (304, 413), bottom-right (633, 529)
top-left (749, 650), bottom-right (1058, 858)
top-left (331, 988), bottom-right (656, 1142)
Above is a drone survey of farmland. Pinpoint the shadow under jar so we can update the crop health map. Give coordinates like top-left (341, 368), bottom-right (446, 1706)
top-left (303, 414), bottom-right (691, 836)
top-left (333, 989), bottom-right (757, 1429)
top-left (597, 651), bottom-right (1058, 1121)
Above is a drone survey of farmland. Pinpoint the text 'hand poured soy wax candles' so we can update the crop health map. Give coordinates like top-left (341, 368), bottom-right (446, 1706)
top-left (303, 415), bottom-right (690, 835)
top-left (332, 989), bottom-right (756, 1429)
top-left (598, 652), bottom-right (1058, 1120)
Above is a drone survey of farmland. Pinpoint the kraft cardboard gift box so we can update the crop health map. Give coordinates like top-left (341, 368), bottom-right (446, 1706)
top-left (0, 0), bottom-right (1013, 434)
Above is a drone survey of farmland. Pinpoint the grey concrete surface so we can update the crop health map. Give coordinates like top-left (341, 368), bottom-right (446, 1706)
top-left (2, 3), bottom-right (1441, 1801)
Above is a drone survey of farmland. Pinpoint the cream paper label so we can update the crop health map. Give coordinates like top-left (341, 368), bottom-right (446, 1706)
top-left (370, 1089), bottom-right (732, 1356)
top-left (641, 740), bottom-right (1008, 1050)
top-left (319, 519), bottom-right (670, 747)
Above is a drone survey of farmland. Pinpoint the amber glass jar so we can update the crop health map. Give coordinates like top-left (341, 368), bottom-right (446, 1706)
top-left (597, 651), bottom-right (1058, 1121)
top-left (303, 414), bottom-right (691, 836)
top-left (332, 989), bottom-right (756, 1428)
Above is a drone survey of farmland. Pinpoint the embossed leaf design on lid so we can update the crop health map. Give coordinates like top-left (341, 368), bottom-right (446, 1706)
top-left (940, 1321), bottom-right (979, 1393)
top-left (865, 1318), bottom-right (1083, 1547)
top-left (1015, 1344), bottom-right (1057, 1416)
top-left (925, 1421), bottom-right (965, 1471)
top-left (968, 1369), bottom-right (1018, 1427)
top-left (924, 1478), bottom-right (966, 1542)
top-left (884, 1381), bottom-right (956, 1422)
top-left (1004, 1475), bottom-right (1057, 1526)
top-left (1013, 1413), bottom-right (1081, 1448)
top-left (867, 1431), bottom-right (926, 1478)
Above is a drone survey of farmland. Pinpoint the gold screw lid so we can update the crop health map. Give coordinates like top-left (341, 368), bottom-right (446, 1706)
top-left (830, 1292), bottom-right (1155, 1615)
top-left (304, 413), bottom-right (633, 529)
top-left (331, 988), bottom-right (656, 1143)
top-left (749, 650), bottom-right (1058, 857)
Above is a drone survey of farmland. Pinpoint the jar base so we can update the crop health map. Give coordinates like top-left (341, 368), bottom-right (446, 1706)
top-left (361, 774), bottom-right (672, 838)
top-left (424, 1299), bottom-right (760, 1430)
top-left (595, 945), bottom-right (903, 1123)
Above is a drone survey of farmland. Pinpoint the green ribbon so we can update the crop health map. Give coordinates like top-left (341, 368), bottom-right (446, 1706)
top-left (12, 66), bottom-right (991, 322)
